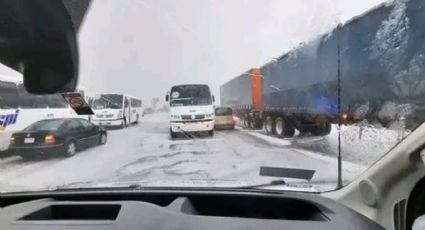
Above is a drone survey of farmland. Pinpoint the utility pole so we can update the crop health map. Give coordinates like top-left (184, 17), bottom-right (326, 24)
top-left (337, 24), bottom-right (343, 189)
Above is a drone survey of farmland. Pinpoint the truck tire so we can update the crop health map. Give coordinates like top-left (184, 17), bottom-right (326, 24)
top-left (254, 119), bottom-right (263, 129)
top-left (248, 119), bottom-right (256, 129)
top-left (243, 119), bottom-right (250, 128)
top-left (265, 116), bottom-right (275, 135)
top-left (275, 117), bottom-right (295, 137)
top-left (285, 122), bottom-right (296, 137)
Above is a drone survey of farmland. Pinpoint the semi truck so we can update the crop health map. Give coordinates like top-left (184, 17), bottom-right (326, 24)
top-left (221, 0), bottom-right (425, 137)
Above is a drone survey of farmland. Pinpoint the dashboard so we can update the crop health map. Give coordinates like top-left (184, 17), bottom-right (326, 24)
top-left (0, 189), bottom-right (384, 230)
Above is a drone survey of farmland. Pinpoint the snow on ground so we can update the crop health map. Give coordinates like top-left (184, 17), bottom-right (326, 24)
top-left (240, 123), bottom-right (404, 167)
top-left (0, 112), bottom-right (395, 193)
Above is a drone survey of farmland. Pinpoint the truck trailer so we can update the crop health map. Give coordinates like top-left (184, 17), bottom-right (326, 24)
top-left (220, 0), bottom-right (425, 137)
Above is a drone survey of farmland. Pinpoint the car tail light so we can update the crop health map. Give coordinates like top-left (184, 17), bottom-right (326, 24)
top-left (10, 136), bottom-right (15, 144)
top-left (44, 135), bottom-right (56, 144)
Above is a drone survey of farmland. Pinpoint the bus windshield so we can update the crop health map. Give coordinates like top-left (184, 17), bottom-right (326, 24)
top-left (91, 94), bottom-right (123, 109)
top-left (170, 85), bottom-right (212, 107)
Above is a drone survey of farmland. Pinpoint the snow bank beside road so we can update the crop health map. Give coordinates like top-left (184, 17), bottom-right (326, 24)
top-left (240, 124), bottom-right (406, 168)
top-left (326, 125), bottom-right (406, 165)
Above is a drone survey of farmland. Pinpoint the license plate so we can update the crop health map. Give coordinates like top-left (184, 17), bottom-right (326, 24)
top-left (24, 138), bottom-right (35, 143)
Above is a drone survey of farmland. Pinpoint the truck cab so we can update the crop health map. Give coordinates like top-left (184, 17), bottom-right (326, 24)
top-left (166, 84), bottom-right (215, 138)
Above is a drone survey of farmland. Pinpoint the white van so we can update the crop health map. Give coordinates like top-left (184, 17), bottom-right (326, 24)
top-left (166, 84), bottom-right (215, 138)
top-left (90, 94), bottom-right (142, 128)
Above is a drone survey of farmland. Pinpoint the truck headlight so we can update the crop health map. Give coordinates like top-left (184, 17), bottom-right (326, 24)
top-left (171, 115), bottom-right (181, 119)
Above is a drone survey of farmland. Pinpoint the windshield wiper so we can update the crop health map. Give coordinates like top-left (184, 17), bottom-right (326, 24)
top-left (236, 179), bottom-right (287, 189)
top-left (259, 166), bottom-right (315, 180)
top-left (236, 166), bottom-right (316, 190)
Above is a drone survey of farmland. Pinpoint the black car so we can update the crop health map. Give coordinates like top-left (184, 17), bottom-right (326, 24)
top-left (9, 118), bottom-right (107, 159)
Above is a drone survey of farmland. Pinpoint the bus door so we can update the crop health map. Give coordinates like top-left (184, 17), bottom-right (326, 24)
top-left (124, 97), bottom-right (130, 124)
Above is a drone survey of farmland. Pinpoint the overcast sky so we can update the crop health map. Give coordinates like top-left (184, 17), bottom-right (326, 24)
top-left (0, 0), bottom-right (386, 106)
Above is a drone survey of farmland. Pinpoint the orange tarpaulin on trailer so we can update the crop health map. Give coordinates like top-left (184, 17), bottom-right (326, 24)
top-left (251, 68), bottom-right (262, 111)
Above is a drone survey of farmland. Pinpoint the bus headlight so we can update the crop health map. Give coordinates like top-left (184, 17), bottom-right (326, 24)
top-left (118, 110), bottom-right (123, 118)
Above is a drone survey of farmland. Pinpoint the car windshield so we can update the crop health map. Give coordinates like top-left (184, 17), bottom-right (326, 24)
top-left (170, 85), bottom-right (212, 107)
top-left (24, 120), bottom-right (65, 131)
top-left (91, 94), bottom-right (123, 109)
top-left (0, 0), bottom-right (424, 194)
top-left (215, 108), bottom-right (232, 116)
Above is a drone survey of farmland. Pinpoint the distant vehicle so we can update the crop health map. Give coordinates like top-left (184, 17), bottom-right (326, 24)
top-left (89, 94), bottom-right (142, 128)
top-left (0, 75), bottom-right (84, 151)
top-left (166, 84), bottom-right (215, 138)
top-left (157, 105), bottom-right (170, 112)
top-left (143, 107), bottom-right (155, 115)
top-left (214, 107), bottom-right (235, 130)
top-left (8, 118), bottom-right (107, 159)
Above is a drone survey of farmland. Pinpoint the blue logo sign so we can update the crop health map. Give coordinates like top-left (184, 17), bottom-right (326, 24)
top-left (0, 110), bottom-right (19, 131)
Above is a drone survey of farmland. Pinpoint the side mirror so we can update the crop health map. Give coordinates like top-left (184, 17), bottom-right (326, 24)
top-left (165, 95), bottom-right (169, 102)
top-left (212, 96), bottom-right (215, 102)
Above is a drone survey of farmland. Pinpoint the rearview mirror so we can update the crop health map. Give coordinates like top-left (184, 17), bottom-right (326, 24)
top-left (165, 95), bottom-right (169, 102)
top-left (0, 0), bottom-right (91, 94)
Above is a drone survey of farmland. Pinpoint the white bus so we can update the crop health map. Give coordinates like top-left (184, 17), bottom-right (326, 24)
top-left (89, 94), bottom-right (142, 128)
top-left (166, 84), bottom-right (215, 138)
top-left (0, 75), bottom-right (81, 150)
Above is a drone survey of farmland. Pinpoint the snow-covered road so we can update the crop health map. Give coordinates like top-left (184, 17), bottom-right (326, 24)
top-left (0, 113), bottom-right (371, 192)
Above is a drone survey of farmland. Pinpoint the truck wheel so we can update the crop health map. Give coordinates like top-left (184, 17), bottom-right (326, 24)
top-left (284, 122), bottom-right (295, 137)
top-left (248, 119), bottom-right (256, 129)
top-left (243, 119), bottom-right (249, 128)
top-left (275, 117), bottom-right (284, 137)
top-left (265, 116), bottom-right (275, 135)
top-left (275, 117), bottom-right (295, 137)
top-left (255, 120), bottom-right (263, 129)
